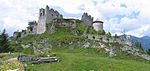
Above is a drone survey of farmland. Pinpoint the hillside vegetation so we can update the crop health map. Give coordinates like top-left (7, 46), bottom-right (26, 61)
top-left (9, 23), bottom-right (150, 71)
top-left (26, 47), bottom-right (150, 71)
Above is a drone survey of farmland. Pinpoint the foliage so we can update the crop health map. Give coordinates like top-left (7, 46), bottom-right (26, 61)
top-left (13, 31), bottom-right (21, 40)
top-left (26, 47), bottom-right (150, 71)
top-left (76, 19), bottom-right (81, 23)
top-left (106, 32), bottom-right (112, 38)
top-left (146, 49), bottom-right (150, 55)
top-left (22, 46), bottom-right (34, 55)
top-left (100, 30), bottom-right (106, 35)
top-left (76, 23), bottom-right (86, 35)
top-left (0, 53), bottom-right (23, 71)
top-left (0, 61), bottom-right (23, 71)
top-left (0, 53), bottom-right (20, 60)
top-left (87, 27), bottom-right (106, 35)
top-left (27, 26), bottom-right (32, 30)
top-left (134, 41), bottom-right (144, 52)
top-left (46, 23), bottom-right (52, 32)
top-left (8, 22), bottom-right (150, 71)
top-left (0, 29), bottom-right (12, 53)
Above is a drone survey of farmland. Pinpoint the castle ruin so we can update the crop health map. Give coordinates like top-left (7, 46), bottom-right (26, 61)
top-left (25, 5), bottom-right (78, 34)
top-left (37, 5), bottom-right (63, 34)
top-left (13, 5), bottom-right (105, 41)
top-left (81, 12), bottom-right (93, 27)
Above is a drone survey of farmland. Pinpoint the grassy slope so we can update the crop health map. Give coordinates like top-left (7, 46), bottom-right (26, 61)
top-left (16, 24), bottom-right (150, 71)
top-left (0, 53), bottom-right (24, 71)
top-left (26, 47), bottom-right (150, 71)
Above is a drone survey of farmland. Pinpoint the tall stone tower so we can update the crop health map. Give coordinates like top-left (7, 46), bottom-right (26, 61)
top-left (37, 8), bottom-right (46, 34)
top-left (36, 5), bottom-right (63, 34)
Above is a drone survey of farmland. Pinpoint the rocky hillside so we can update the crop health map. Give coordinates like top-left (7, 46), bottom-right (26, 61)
top-left (10, 21), bottom-right (150, 60)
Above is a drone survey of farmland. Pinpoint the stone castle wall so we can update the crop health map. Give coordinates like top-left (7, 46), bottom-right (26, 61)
top-left (36, 5), bottom-right (63, 34)
top-left (53, 18), bottom-right (76, 28)
top-left (28, 21), bottom-right (37, 34)
top-left (93, 21), bottom-right (103, 31)
top-left (17, 5), bottom-right (104, 38)
top-left (37, 8), bottom-right (47, 34)
top-left (81, 13), bottom-right (93, 27)
top-left (45, 6), bottom-right (63, 24)
top-left (27, 6), bottom-right (103, 34)
top-left (83, 34), bottom-right (132, 46)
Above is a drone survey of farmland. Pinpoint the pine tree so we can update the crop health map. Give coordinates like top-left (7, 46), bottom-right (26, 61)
top-left (146, 49), bottom-right (150, 55)
top-left (106, 32), bottom-right (111, 38)
top-left (0, 29), bottom-right (10, 53)
top-left (135, 41), bottom-right (144, 52)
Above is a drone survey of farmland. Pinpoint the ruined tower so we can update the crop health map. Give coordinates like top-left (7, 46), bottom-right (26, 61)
top-left (37, 8), bottom-right (46, 34)
top-left (81, 13), bottom-right (93, 27)
top-left (36, 5), bottom-right (63, 34)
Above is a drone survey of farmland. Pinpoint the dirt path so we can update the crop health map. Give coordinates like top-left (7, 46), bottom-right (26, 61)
top-left (5, 57), bottom-right (17, 62)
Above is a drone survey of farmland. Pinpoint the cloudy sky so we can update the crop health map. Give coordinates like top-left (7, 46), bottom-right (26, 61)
top-left (0, 0), bottom-right (150, 37)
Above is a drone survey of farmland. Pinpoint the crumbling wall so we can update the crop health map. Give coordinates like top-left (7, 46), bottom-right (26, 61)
top-left (53, 18), bottom-right (76, 28)
top-left (45, 5), bottom-right (63, 23)
top-left (36, 5), bottom-right (63, 34)
top-left (81, 13), bottom-right (93, 27)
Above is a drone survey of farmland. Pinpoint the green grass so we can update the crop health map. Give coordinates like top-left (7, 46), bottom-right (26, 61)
top-left (11, 24), bottom-right (150, 71)
top-left (0, 53), bottom-right (24, 71)
top-left (26, 47), bottom-right (150, 71)
top-left (0, 53), bottom-right (20, 61)
top-left (0, 61), bottom-right (23, 71)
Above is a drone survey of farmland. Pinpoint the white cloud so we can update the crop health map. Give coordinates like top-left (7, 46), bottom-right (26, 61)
top-left (93, 0), bottom-right (150, 37)
top-left (0, 0), bottom-right (150, 37)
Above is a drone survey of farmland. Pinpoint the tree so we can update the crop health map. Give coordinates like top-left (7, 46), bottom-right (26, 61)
top-left (0, 29), bottom-right (11, 53)
top-left (100, 30), bottom-right (106, 35)
top-left (146, 49), bottom-right (150, 55)
top-left (106, 32), bottom-right (111, 38)
top-left (134, 41), bottom-right (144, 52)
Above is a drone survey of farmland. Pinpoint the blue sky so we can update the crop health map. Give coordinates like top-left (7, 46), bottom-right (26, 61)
top-left (0, 0), bottom-right (150, 37)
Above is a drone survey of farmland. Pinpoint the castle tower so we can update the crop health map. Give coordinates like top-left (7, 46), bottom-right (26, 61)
top-left (93, 18), bottom-right (104, 31)
top-left (45, 5), bottom-right (50, 23)
top-left (37, 8), bottom-right (46, 34)
top-left (81, 13), bottom-right (93, 27)
top-left (45, 5), bottom-right (49, 15)
top-left (36, 5), bottom-right (63, 34)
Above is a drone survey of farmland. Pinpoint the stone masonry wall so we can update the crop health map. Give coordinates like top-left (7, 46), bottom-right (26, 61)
top-left (81, 13), bottom-right (93, 27)
top-left (36, 5), bottom-right (63, 34)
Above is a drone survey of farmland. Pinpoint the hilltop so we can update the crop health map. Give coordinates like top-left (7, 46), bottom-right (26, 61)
top-left (4, 5), bottom-right (150, 71)
top-left (11, 5), bottom-right (148, 59)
